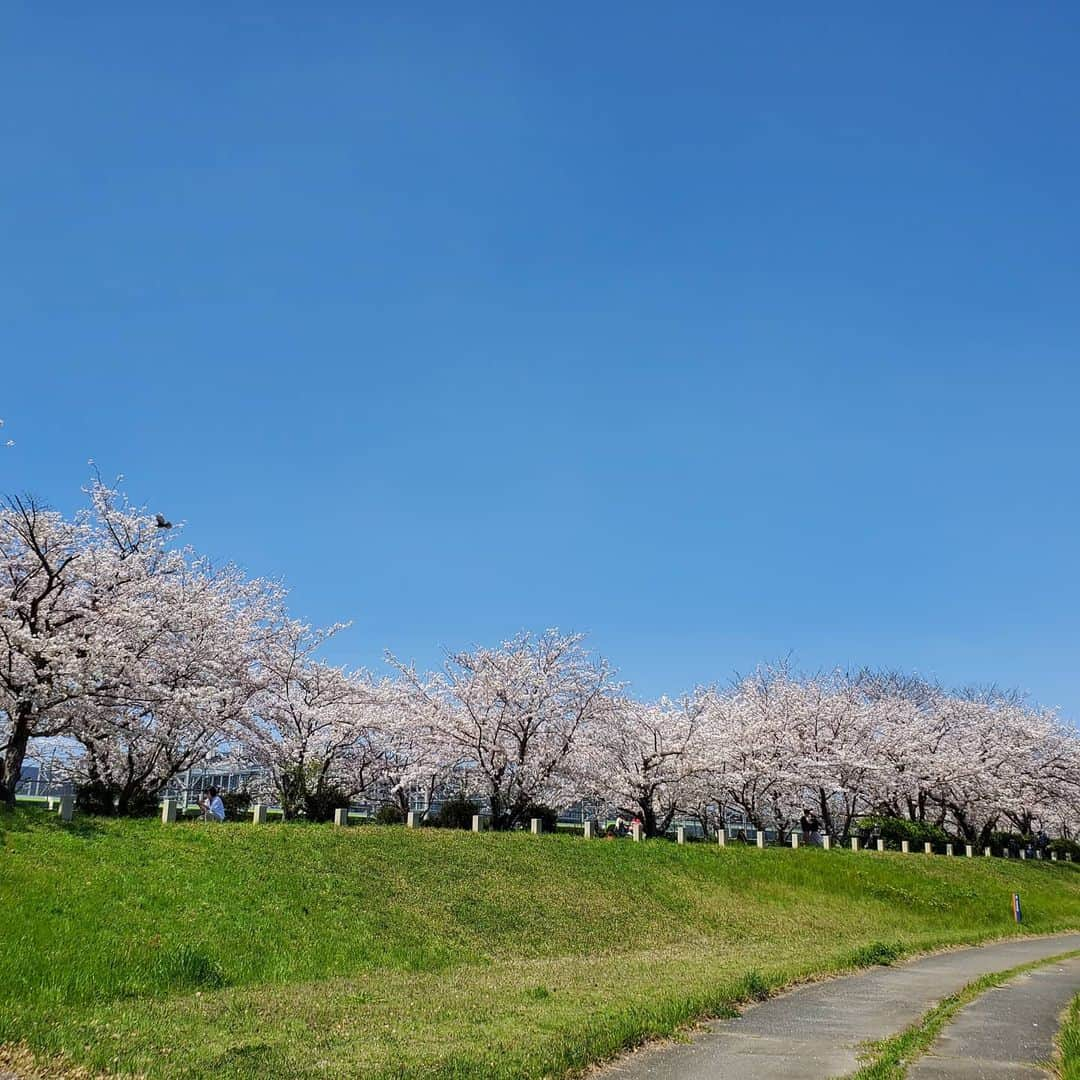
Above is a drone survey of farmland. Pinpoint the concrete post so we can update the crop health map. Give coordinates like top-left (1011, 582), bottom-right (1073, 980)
top-left (406, 811), bottom-right (421, 828)
top-left (822, 835), bottom-right (831, 850)
top-left (876, 838), bottom-right (885, 853)
top-left (790, 833), bottom-right (799, 849)
top-left (756, 830), bottom-right (766, 849)
top-left (531, 818), bottom-right (543, 835)
top-left (583, 821), bottom-right (595, 840)
top-left (1020, 849), bottom-right (1027, 860)
top-left (901, 840), bottom-right (910, 854)
top-left (631, 822), bottom-right (643, 842)
top-left (334, 808), bottom-right (349, 827)
top-left (851, 837), bottom-right (860, 852)
top-left (925, 842), bottom-right (933, 855)
top-left (717, 829), bottom-right (726, 847)
top-left (984, 846), bottom-right (992, 857)
top-left (1003, 848), bottom-right (1010, 858)
top-left (59, 795), bottom-right (74, 822)
top-left (676, 826), bottom-right (686, 845)
top-left (945, 843), bottom-right (954, 857)
top-left (471, 814), bottom-right (484, 833)
top-left (47, 796), bottom-right (55, 810)
top-left (161, 798), bottom-right (177, 824)
top-left (252, 803), bottom-right (267, 825)
top-left (1051, 851), bottom-right (1058, 861)
top-left (964, 845), bottom-right (973, 857)
top-left (1036, 850), bottom-right (1043, 860)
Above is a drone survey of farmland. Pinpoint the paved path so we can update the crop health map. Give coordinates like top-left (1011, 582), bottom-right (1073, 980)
top-left (595, 933), bottom-right (1080, 1080)
top-left (908, 954), bottom-right (1080, 1078)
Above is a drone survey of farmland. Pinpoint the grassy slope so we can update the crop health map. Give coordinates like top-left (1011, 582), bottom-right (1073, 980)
top-left (3, 808), bottom-right (1080, 1080)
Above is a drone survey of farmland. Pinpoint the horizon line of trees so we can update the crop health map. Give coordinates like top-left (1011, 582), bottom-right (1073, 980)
top-left (3, 478), bottom-right (1079, 846)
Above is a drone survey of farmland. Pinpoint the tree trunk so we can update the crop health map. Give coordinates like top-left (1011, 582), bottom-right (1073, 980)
top-left (818, 788), bottom-right (835, 839)
top-left (0, 717), bottom-right (32, 808)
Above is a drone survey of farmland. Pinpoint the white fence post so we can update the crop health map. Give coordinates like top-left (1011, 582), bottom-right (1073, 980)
top-left (676, 826), bottom-right (686, 845)
top-left (406, 811), bottom-right (421, 828)
top-left (334, 808), bottom-right (349, 828)
top-left (984, 846), bottom-right (992, 857)
top-left (631, 822), bottom-right (643, 842)
top-left (59, 795), bottom-right (74, 822)
top-left (756, 830), bottom-right (766, 849)
top-left (924, 842), bottom-right (933, 855)
top-left (471, 814), bottom-right (484, 833)
top-left (252, 803), bottom-right (267, 824)
top-left (717, 828), bottom-right (726, 847)
top-left (965, 845), bottom-right (974, 858)
top-left (822, 835), bottom-right (831, 850)
top-left (850, 837), bottom-right (860, 852)
top-left (161, 798), bottom-right (177, 824)
top-left (901, 840), bottom-right (910, 854)
top-left (791, 833), bottom-right (799, 849)
top-left (531, 818), bottom-right (543, 835)
top-left (583, 821), bottom-right (595, 839)
top-left (876, 838), bottom-right (885, 852)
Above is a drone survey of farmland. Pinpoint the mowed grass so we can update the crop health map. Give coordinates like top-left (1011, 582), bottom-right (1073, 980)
top-left (3, 808), bottom-right (1080, 1080)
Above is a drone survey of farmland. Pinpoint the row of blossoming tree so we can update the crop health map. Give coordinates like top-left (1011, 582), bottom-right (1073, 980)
top-left (3, 480), bottom-right (1079, 845)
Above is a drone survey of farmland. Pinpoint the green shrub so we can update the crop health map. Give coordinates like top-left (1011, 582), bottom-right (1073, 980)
top-left (1051, 837), bottom-right (1080, 861)
top-left (219, 791), bottom-right (251, 817)
top-left (302, 785), bottom-right (351, 823)
top-left (75, 781), bottom-right (158, 818)
top-left (432, 796), bottom-right (479, 830)
top-left (521, 804), bottom-right (559, 833)
top-left (374, 803), bottom-right (405, 825)
top-left (858, 815), bottom-right (949, 850)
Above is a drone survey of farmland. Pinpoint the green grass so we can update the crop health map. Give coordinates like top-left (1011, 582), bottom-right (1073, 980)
top-left (845, 949), bottom-right (1080, 1079)
top-left (1056, 991), bottom-right (1080, 1079)
top-left (3, 807), bottom-right (1080, 1080)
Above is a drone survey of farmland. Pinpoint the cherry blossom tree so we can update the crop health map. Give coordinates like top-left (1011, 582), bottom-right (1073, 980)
top-left (576, 692), bottom-right (711, 836)
top-left (238, 619), bottom-right (385, 820)
top-left (0, 479), bottom-right (185, 807)
top-left (372, 680), bottom-right (459, 820)
top-left (390, 630), bottom-right (618, 830)
top-left (64, 562), bottom-right (276, 814)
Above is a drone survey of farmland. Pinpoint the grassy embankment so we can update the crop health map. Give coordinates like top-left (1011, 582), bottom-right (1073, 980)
top-left (3, 806), bottom-right (1080, 1080)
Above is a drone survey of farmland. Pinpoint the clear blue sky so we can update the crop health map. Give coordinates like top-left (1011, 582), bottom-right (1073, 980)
top-left (3, 4), bottom-right (1079, 714)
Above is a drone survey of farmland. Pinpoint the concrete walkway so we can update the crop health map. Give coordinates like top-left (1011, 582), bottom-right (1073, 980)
top-left (908, 954), bottom-right (1080, 1078)
top-left (595, 933), bottom-right (1080, 1080)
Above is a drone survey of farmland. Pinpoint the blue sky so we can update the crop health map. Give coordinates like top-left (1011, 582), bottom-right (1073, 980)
top-left (3, 3), bottom-right (1079, 713)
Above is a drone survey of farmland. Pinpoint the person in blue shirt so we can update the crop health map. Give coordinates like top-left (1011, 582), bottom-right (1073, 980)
top-left (198, 786), bottom-right (225, 822)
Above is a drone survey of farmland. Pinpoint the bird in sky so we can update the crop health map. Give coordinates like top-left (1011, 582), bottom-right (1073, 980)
top-left (155, 514), bottom-right (173, 529)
